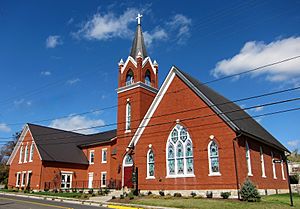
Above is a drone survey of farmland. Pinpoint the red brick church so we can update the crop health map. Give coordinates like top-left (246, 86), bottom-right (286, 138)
top-left (7, 15), bottom-right (289, 197)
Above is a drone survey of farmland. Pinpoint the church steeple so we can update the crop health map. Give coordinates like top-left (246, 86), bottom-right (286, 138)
top-left (129, 14), bottom-right (148, 59)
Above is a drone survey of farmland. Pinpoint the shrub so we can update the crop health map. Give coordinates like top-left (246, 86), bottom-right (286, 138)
top-left (240, 178), bottom-right (261, 202)
top-left (128, 192), bottom-right (134, 200)
top-left (290, 175), bottom-right (299, 184)
top-left (112, 196), bottom-right (116, 199)
top-left (173, 193), bottom-right (182, 197)
top-left (221, 192), bottom-right (231, 199)
top-left (147, 191), bottom-right (152, 196)
top-left (88, 189), bottom-right (93, 194)
top-left (120, 194), bottom-right (124, 199)
top-left (92, 193), bottom-right (96, 197)
top-left (159, 190), bottom-right (165, 196)
top-left (206, 191), bottom-right (213, 198)
top-left (190, 191), bottom-right (197, 197)
top-left (104, 188), bottom-right (110, 194)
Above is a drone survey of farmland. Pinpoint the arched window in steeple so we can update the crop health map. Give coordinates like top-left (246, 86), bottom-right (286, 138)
top-left (145, 70), bottom-right (151, 86)
top-left (166, 124), bottom-right (194, 177)
top-left (126, 70), bottom-right (134, 86)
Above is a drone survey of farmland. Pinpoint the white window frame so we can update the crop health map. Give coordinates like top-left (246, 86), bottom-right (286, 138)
top-left (21, 171), bottom-right (26, 187)
top-left (260, 146), bottom-right (266, 178)
top-left (147, 149), bottom-right (155, 179)
top-left (24, 144), bottom-right (28, 163)
top-left (208, 138), bottom-right (221, 176)
top-left (19, 145), bottom-right (23, 164)
top-left (16, 172), bottom-right (21, 187)
top-left (246, 141), bottom-right (253, 176)
top-left (280, 155), bottom-right (285, 180)
top-left (101, 148), bottom-right (107, 163)
top-left (29, 143), bottom-right (34, 162)
top-left (26, 170), bottom-right (32, 186)
top-left (271, 151), bottom-right (277, 179)
top-left (88, 172), bottom-right (93, 189)
top-left (61, 171), bottom-right (73, 189)
top-left (166, 124), bottom-right (195, 178)
top-left (101, 171), bottom-right (107, 187)
top-left (125, 100), bottom-right (131, 132)
top-left (89, 150), bottom-right (95, 164)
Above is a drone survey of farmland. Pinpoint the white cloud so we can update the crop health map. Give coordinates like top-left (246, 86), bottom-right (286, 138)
top-left (167, 14), bottom-right (192, 44)
top-left (67, 78), bottom-right (80, 85)
top-left (0, 123), bottom-right (11, 133)
top-left (14, 99), bottom-right (32, 107)
top-left (74, 8), bottom-right (138, 40)
top-left (287, 139), bottom-right (300, 150)
top-left (41, 71), bottom-right (51, 76)
top-left (46, 35), bottom-right (63, 48)
top-left (144, 27), bottom-right (168, 47)
top-left (49, 115), bottom-right (105, 134)
top-left (211, 37), bottom-right (300, 84)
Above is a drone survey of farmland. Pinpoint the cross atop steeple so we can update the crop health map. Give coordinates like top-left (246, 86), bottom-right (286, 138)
top-left (136, 13), bottom-right (143, 25)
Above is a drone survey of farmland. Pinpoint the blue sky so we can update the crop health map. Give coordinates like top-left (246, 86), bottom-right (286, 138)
top-left (0, 0), bottom-right (300, 150)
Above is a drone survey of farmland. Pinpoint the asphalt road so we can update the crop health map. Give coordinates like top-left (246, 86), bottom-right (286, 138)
top-left (0, 194), bottom-right (107, 209)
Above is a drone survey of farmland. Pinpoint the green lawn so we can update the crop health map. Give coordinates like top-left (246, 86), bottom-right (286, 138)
top-left (129, 193), bottom-right (300, 209)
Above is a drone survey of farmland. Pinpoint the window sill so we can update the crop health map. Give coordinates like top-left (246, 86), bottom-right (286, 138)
top-left (146, 176), bottom-right (155, 180)
top-left (248, 173), bottom-right (253, 177)
top-left (28, 160), bottom-right (33, 163)
top-left (262, 175), bottom-right (267, 178)
top-left (273, 177), bottom-right (277, 179)
top-left (208, 172), bottom-right (221, 176)
top-left (124, 130), bottom-right (131, 133)
top-left (89, 163), bottom-right (94, 165)
top-left (166, 174), bottom-right (195, 178)
top-left (101, 161), bottom-right (107, 164)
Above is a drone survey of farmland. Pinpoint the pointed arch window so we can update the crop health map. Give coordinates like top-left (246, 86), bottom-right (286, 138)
top-left (271, 151), bottom-right (277, 179)
top-left (29, 143), bottom-right (34, 162)
top-left (246, 141), bottom-right (253, 176)
top-left (24, 144), bottom-right (29, 163)
top-left (260, 146), bottom-right (266, 178)
top-left (145, 70), bottom-right (151, 86)
top-left (124, 154), bottom-right (133, 165)
top-left (126, 70), bottom-right (134, 86)
top-left (280, 155), bottom-right (285, 180)
top-left (166, 124), bottom-right (194, 177)
top-left (19, 145), bottom-right (23, 163)
top-left (125, 101), bottom-right (131, 131)
top-left (147, 149), bottom-right (155, 178)
top-left (208, 139), bottom-right (220, 175)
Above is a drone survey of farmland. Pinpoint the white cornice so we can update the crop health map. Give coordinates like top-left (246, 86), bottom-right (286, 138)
top-left (120, 56), bottom-right (137, 74)
top-left (120, 56), bottom-right (157, 75)
top-left (117, 81), bottom-right (158, 94)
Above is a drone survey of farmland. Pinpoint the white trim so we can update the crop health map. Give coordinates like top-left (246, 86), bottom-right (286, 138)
top-left (101, 148), bottom-right (107, 164)
top-left (21, 171), bottom-right (26, 187)
top-left (146, 149), bottom-right (155, 179)
top-left (61, 172), bottom-right (73, 189)
top-left (124, 130), bottom-right (131, 134)
top-left (61, 171), bottom-right (73, 174)
top-left (271, 151), bottom-right (277, 179)
top-left (19, 145), bottom-right (23, 164)
top-left (166, 174), bottom-right (195, 178)
top-left (117, 81), bottom-right (158, 94)
top-left (260, 146), bottom-right (266, 178)
top-left (208, 139), bottom-right (221, 176)
top-left (101, 171), bottom-right (107, 187)
top-left (280, 156), bottom-right (285, 180)
top-left (16, 172), bottom-right (21, 187)
top-left (88, 172), bottom-right (93, 189)
top-left (129, 67), bottom-right (176, 147)
top-left (122, 154), bottom-right (133, 187)
top-left (89, 150), bottom-right (95, 164)
top-left (24, 143), bottom-right (28, 163)
top-left (246, 141), bottom-right (253, 176)
top-left (7, 124), bottom-right (42, 165)
top-left (29, 143), bottom-right (34, 162)
top-left (120, 56), bottom-right (137, 74)
top-left (142, 57), bottom-right (157, 75)
top-left (125, 101), bottom-right (131, 131)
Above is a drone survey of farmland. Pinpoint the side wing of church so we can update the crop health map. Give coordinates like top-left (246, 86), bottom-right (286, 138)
top-left (7, 15), bottom-right (289, 197)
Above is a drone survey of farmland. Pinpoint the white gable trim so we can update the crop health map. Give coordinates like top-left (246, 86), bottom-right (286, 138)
top-left (7, 124), bottom-right (42, 165)
top-left (120, 56), bottom-right (137, 74)
top-left (142, 57), bottom-right (157, 75)
top-left (129, 67), bottom-right (176, 147)
top-left (128, 66), bottom-right (240, 148)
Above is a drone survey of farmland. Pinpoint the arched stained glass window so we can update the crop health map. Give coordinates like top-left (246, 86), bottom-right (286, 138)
top-left (125, 102), bottom-right (131, 130)
top-left (208, 140), bottom-right (220, 174)
top-left (147, 149), bottom-right (155, 178)
top-left (124, 154), bottom-right (133, 165)
top-left (166, 124), bottom-right (194, 177)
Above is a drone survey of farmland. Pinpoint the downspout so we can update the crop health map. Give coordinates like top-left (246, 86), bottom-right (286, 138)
top-left (233, 132), bottom-right (242, 200)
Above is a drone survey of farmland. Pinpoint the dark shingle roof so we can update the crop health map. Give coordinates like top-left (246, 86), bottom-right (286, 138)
top-left (28, 123), bottom-right (116, 164)
top-left (175, 67), bottom-right (288, 152)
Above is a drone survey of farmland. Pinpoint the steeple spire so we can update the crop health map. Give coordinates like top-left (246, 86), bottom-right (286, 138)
top-left (130, 14), bottom-right (148, 59)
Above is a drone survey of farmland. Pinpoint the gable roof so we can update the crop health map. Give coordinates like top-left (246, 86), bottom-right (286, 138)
top-left (25, 124), bottom-right (116, 165)
top-left (129, 66), bottom-right (288, 152)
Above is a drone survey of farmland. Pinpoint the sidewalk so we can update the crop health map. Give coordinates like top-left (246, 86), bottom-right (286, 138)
top-left (0, 191), bottom-right (177, 209)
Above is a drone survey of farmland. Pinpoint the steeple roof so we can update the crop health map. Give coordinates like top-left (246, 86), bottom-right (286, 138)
top-left (130, 16), bottom-right (148, 59)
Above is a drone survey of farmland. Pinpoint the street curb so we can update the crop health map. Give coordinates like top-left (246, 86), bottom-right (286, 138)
top-left (0, 192), bottom-right (177, 209)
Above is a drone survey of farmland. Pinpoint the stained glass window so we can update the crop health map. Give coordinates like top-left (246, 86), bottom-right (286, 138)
top-left (148, 150), bottom-right (155, 177)
top-left (126, 102), bottom-right (131, 130)
top-left (209, 141), bottom-right (220, 173)
top-left (125, 154), bottom-right (133, 165)
top-left (166, 125), bottom-right (194, 176)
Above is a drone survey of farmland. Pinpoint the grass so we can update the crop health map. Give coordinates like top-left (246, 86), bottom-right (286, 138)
top-left (125, 193), bottom-right (300, 209)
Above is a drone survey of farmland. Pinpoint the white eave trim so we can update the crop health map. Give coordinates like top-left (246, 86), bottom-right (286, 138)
top-left (117, 81), bottom-right (158, 94)
top-left (142, 57), bottom-right (157, 75)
